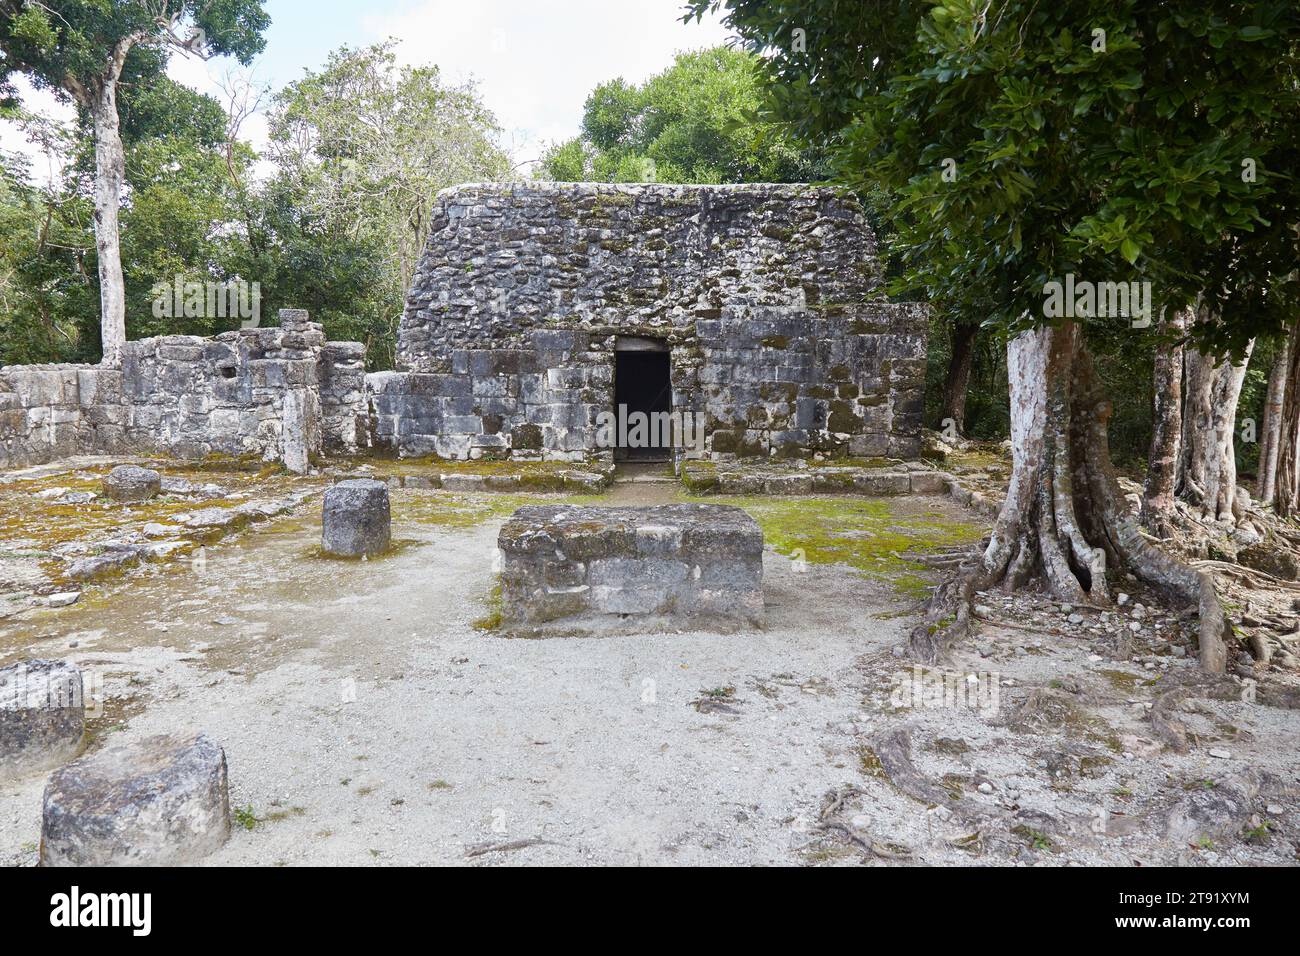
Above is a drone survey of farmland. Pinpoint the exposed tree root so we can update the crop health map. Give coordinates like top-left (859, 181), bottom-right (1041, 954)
top-left (1193, 559), bottom-right (1300, 591)
top-left (911, 324), bottom-right (1232, 674)
top-left (1248, 632), bottom-right (1274, 668)
top-left (865, 727), bottom-right (1067, 858)
top-left (463, 837), bottom-right (551, 858)
top-left (909, 565), bottom-right (979, 664)
top-left (1148, 688), bottom-right (1190, 754)
top-left (815, 786), bottom-right (912, 860)
top-left (1257, 684), bottom-right (1300, 709)
top-left (871, 729), bottom-right (958, 809)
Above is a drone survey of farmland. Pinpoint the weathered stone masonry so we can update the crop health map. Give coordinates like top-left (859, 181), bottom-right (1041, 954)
top-left (0, 184), bottom-right (927, 471)
top-left (373, 182), bottom-right (927, 461)
top-left (0, 310), bottom-right (367, 471)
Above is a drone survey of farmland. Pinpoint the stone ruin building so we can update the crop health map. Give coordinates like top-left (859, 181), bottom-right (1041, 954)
top-left (373, 182), bottom-right (927, 463)
top-left (0, 182), bottom-right (926, 472)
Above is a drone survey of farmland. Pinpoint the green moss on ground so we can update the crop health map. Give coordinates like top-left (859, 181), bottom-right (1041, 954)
top-left (679, 460), bottom-right (718, 493)
top-left (0, 462), bottom-right (323, 554)
top-left (945, 445), bottom-right (1008, 472)
top-left (471, 581), bottom-right (505, 631)
top-left (396, 492), bottom-right (603, 530)
top-left (1099, 669), bottom-right (1158, 692)
top-left (708, 495), bottom-right (984, 597)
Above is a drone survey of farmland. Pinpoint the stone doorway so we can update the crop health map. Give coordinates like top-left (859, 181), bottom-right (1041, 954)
top-left (614, 337), bottom-right (672, 462)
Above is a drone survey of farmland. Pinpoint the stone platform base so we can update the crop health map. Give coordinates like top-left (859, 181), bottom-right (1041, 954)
top-left (498, 504), bottom-right (764, 634)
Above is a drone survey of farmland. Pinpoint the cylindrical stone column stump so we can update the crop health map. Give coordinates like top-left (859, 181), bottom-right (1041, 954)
top-left (0, 659), bottom-right (84, 779)
top-left (322, 478), bottom-right (391, 558)
top-left (40, 732), bottom-right (231, 866)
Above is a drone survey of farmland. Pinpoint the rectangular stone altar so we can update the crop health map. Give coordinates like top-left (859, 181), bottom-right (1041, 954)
top-left (497, 504), bottom-right (764, 633)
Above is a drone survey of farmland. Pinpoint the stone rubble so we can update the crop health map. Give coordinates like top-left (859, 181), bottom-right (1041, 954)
top-left (0, 659), bottom-right (85, 779)
top-left (102, 464), bottom-right (161, 502)
top-left (40, 732), bottom-right (231, 866)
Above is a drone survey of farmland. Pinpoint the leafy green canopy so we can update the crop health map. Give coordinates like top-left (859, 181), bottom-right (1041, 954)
top-left (688, 1), bottom-right (1300, 356)
top-left (1, 2), bottom-right (270, 361)
top-left (2, 32), bottom-right (508, 370)
top-left (259, 41), bottom-right (511, 366)
top-left (2, 1), bottom-right (268, 103)
top-left (0, 144), bottom-right (96, 363)
top-left (540, 46), bottom-right (826, 184)
top-left (0, 74), bottom-right (248, 363)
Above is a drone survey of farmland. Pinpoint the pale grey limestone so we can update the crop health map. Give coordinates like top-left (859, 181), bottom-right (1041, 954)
top-left (102, 464), bottom-right (161, 502)
top-left (40, 732), bottom-right (230, 866)
top-left (498, 503), bottom-right (764, 633)
top-left (0, 659), bottom-right (84, 779)
top-left (376, 182), bottom-right (927, 462)
top-left (321, 479), bottom-right (391, 557)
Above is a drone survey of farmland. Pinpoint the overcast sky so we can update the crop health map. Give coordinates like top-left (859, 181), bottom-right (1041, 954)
top-left (1, 0), bottom-right (734, 183)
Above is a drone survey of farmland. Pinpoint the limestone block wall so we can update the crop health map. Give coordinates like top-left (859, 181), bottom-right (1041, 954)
top-left (0, 364), bottom-right (109, 466)
top-left (381, 182), bottom-right (927, 461)
top-left (367, 329), bottom-right (613, 462)
top-left (497, 503), bottom-right (766, 632)
top-left (320, 341), bottom-right (369, 457)
top-left (0, 311), bottom-right (367, 471)
top-left (0, 184), bottom-right (931, 470)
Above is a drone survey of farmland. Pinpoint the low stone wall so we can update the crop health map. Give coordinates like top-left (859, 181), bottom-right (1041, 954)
top-left (365, 337), bottom-right (610, 462)
top-left (377, 462), bottom-right (614, 494)
top-left (0, 311), bottom-right (367, 471)
top-left (680, 459), bottom-right (951, 496)
top-left (0, 364), bottom-right (104, 467)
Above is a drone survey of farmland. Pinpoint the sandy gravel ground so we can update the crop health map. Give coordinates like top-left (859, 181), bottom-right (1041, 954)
top-left (2, 487), bottom-right (1297, 866)
top-left (0, 491), bottom-right (917, 865)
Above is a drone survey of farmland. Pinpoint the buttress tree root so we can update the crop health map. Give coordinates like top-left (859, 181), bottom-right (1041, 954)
top-left (912, 322), bottom-right (1231, 674)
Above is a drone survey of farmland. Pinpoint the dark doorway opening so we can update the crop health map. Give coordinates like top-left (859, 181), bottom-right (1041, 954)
top-left (614, 347), bottom-right (672, 462)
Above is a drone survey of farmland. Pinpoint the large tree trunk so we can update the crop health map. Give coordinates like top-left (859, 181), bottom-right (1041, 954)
top-left (973, 322), bottom-right (1105, 604)
top-left (1257, 330), bottom-right (1292, 508)
top-left (1141, 307), bottom-right (1188, 537)
top-left (914, 322), bottom-right (1231, 674)
top-left (1275, 326), bottom-right (1300, 517)
top-left (90, 87), bottom-right (128, 366)
top-left (1179, 313), bottom-right (1254, 524)
top-left (940, 322), bottom-right (979, 437)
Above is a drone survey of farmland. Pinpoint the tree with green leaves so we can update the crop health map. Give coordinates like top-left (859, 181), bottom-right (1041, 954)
top-left (260, 41), bottom-right (510, 366)
top-left (0, 107), bottom-right (99, 364)
top-left (689, 0), bottom-right (1300, 672)
top-left (539, 46), bottom-right (825, 184)
top-left (0, 0), bottom-right (269, 363)
top-left (1, 72), bottom-right (257, 362)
